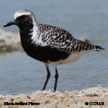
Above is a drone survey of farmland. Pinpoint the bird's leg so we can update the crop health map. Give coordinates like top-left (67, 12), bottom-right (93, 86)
top-left (42, 63), bottom-right (51, 91)
top-left (54, 67), bottom-right (59, 92)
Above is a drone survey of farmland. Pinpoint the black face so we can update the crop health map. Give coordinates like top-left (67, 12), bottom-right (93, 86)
top-left (4, 15), bottom-right (33, 29)
top-left (15, 15), bottom-right (33, 28)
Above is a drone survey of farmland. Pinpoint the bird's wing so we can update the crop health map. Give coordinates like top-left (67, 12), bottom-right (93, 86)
top-left (39, 24), bottom-right (94, 54)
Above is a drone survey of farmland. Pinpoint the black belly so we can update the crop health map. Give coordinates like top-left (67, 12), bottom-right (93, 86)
top-left (22, 42), bottom-right (69, 63)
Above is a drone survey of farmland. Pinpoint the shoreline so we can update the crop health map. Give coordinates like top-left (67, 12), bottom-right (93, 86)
top-left (0, 29), bottom-right (22, 53)
top-left (0, 86), bottom-right (108, 108)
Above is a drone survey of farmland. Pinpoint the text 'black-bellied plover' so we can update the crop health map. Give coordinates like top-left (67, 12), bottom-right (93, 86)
top-left (4, 9), bottom-right (104, 92)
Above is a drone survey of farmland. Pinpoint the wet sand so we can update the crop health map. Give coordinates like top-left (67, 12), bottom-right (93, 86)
top-left (0, 86), bottom-right (108, 108)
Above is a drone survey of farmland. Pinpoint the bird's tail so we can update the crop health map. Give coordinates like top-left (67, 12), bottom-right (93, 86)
top-left (93, 45), bottom-right (105, 51)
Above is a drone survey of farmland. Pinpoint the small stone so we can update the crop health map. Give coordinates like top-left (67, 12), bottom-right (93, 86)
top-left (26, 95), bottom-right (31, 99)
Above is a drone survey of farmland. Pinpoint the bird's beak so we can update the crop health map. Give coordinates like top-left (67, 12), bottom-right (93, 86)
top-left (4, 19), bottom-right (16, 27)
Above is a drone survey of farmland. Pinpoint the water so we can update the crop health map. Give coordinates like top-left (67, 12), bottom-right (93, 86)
top-left (0, 0), bottom-right (108, 94)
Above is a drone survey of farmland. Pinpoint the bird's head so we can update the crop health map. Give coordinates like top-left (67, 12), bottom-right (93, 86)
top-left (4, 9), bottom-right (36, 29)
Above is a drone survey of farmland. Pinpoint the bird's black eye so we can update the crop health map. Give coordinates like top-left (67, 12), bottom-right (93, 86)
top-left (15, 15), bottom-right (32, 26)
top-left (16, 15), bottom-right (31, 22)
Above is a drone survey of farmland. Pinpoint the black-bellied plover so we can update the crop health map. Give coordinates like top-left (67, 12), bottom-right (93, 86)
top-left (4, 9), bottom-right (104, 92)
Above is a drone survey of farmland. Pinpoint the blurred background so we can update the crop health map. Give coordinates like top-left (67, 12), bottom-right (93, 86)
top-left (0, 0), bottom-right (107, 94)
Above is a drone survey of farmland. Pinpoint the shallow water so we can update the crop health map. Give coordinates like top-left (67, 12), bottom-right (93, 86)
top-left (0, 45), bottom-right (107, 95)
top-left (0, 0), bottom-right (108, 94)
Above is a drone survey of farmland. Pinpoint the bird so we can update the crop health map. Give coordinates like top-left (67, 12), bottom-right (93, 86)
top-left (4, 9), bottom-right (104, 92)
